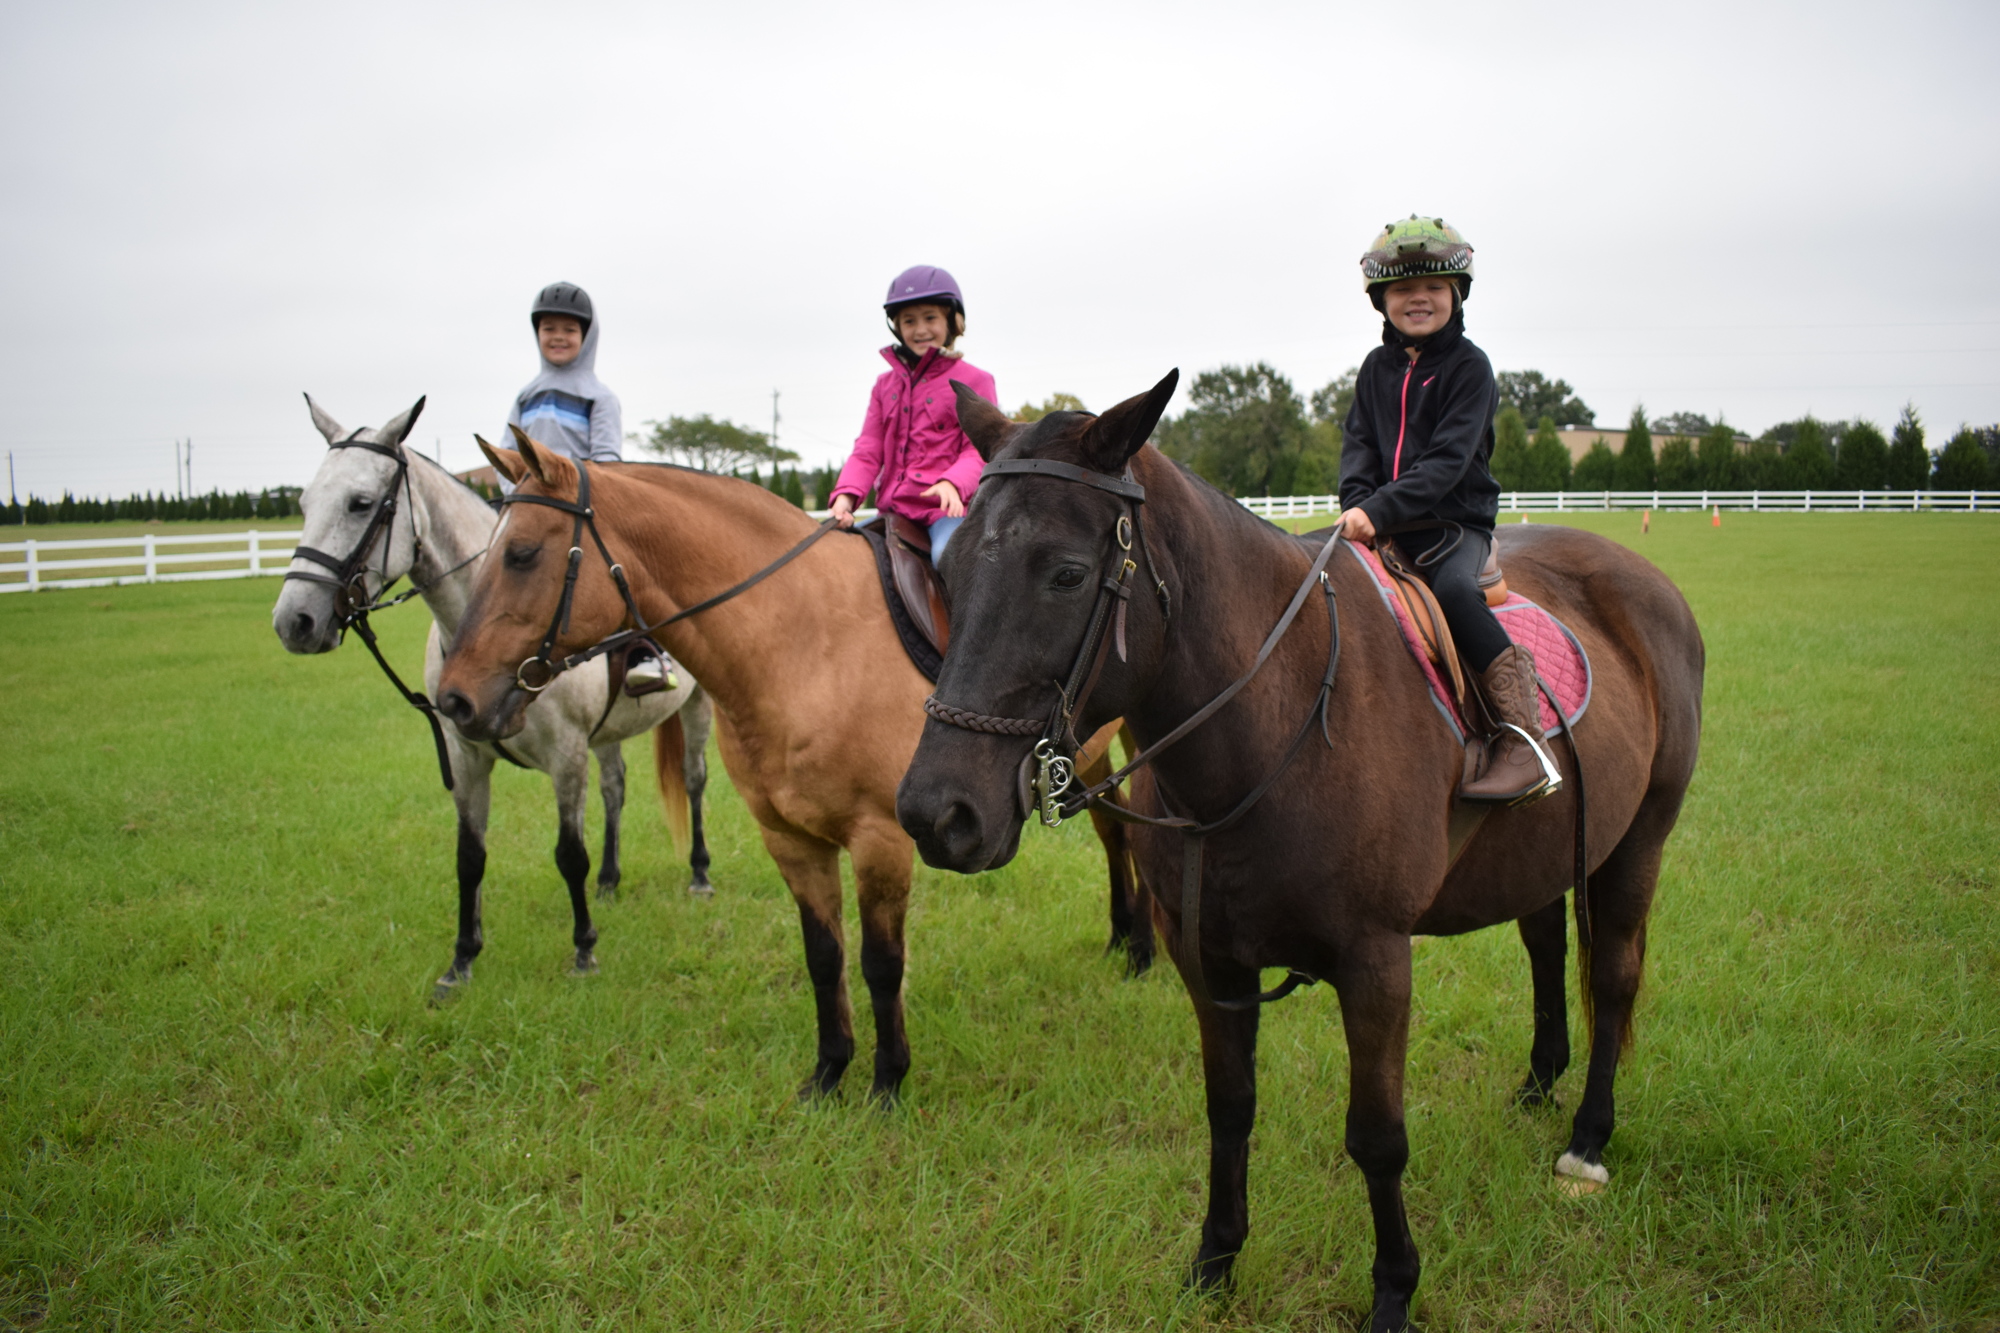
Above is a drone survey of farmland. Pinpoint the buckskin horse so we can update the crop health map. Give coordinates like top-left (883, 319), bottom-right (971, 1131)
top-left (434, 433), bottom-right (1148, 1103)
top-left (897, 372), bottom-right (1704, 1330)
top-left (273, 397), bottom-right (715, 1002)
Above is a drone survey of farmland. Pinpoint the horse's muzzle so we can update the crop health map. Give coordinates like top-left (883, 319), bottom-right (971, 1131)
top-left (896, 756), bottom-right (1025, 874)
top-left (437, 682), bottom-right (528, 743)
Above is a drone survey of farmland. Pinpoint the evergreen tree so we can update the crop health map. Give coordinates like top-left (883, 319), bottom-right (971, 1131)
top-left (1573, 441), bottom-right (1617, 490)
top-left (1933, 428), bottom-right (1994, 489)
top-left (1697, 422), bottom-right (1741, 488)
top-left (1489, 407), bottom-right (1531, 490)
top-left (781, 468), bottom-right (806, 507)
top-left (1785, 417), bottom-right (1834, 488)
top-left (1526, 416), bottom-right (1572, 490)
top-left (1615, 406), bottom-right (1655, 489)
top-left (1655, 435), bottom-right (1697, 487)
top-left (1833, 420), bottom-right (1888, 489)
top-left (1886, 403), bottom-right (1928, 489)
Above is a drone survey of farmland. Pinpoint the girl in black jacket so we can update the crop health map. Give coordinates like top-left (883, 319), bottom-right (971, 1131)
top-left (1337, 216), bottom-right (1559, 804)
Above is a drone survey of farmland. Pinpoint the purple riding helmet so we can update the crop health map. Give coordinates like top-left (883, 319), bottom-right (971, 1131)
top-left (883, 265), bottom-right (966, 345)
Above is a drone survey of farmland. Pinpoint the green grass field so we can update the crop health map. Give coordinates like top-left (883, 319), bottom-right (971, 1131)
top-left (2, 512), bottom-right (1995, 1331)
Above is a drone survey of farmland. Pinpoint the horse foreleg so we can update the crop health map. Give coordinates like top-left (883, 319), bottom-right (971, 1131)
top-left (852, 830), bottom-right (914, 1106)
top-left (1515, 894), bottom-right (1571, 1106)
top-left (593, 741), bottom-right (626, 900)
top-left (1183, 957), bottom-right (1262, 1292)
top-left (550, 762), bottom-right (598, 975)
top-left (1333, 933), bottom-right (1421, 1333)
top-left (682, 687), bottom-right (715, 897)
top-left (763, 826), bottom-right (852, 1099)
top-left (435, 746), bottom-right (495, 1003)
top-left (1559, 827), bottom-right (1664, 1192)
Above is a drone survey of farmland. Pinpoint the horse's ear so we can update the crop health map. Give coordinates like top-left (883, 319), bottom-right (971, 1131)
top-left (304, 394), bottom-right (345, 445)
top-left (508, 424), bottom-right (580, 499)
top-left (951, 382), bottom-right (1017, 462)
top-left (1080, 369), bottom-right (1179, 473)
top-left (374, 396), bottom-right (428, 452)
top-left (477, 435), bottom-right (526, 484)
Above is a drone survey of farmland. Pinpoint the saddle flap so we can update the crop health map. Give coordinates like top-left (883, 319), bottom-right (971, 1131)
top-left (881, 515), bottom-right (951, 656)
top-left (1379, 543), bottom-right (1469, 707)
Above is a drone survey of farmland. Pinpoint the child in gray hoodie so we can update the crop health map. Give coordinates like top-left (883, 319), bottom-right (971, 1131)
top-left (507, 282), bottom-right (623, 463)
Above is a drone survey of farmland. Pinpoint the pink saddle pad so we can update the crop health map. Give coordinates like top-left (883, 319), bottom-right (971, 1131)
top-left (1347, 542), bottom-right (1591, 741)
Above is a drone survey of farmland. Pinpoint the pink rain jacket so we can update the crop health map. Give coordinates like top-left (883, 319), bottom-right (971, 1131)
top-left (831, 347), bottom-right (997, 525)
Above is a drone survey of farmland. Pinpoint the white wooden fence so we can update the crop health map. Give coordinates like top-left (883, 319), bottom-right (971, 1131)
top-left (1238, 490), bottom-right (2000, 520)
top-left (4, 490), bottom-right (1996, 591)
top-left (0, 529), bottom-right (303, 593)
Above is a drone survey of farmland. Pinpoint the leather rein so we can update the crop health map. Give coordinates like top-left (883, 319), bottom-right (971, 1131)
top-left (922, 456), bottom-right (1344, 1009)
top-left (499, 461), bottom-right (840, 696)
top-left (284, 429), bottom-right (483, 791)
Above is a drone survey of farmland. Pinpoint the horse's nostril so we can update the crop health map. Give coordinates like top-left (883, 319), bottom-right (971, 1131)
top-left (439, 690), bottom-right (475, 727)
top-left (934, 800), bottom-right (983, 865)
top-left (292, 612), bottom-right (315, 641)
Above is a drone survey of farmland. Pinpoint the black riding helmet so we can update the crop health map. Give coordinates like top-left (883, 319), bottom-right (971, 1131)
top-left (531, 281), bottom-right (594, 335)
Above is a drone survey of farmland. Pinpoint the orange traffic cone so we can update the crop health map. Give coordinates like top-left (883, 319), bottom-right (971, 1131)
top-left (1642, 509), bottom-right (1651, 534)
top-left (1712, 506), bottom-right (1722, 528)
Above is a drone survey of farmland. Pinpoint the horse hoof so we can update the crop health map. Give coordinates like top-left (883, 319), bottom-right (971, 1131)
top-left (1555, 1150), bottom-right (1609, 1194)
top-left (1515, 1080), bottom-right (1559, 1109)
top-left (1185, 1249), bottom-right (1236, 1293)
top-left (431, 967), bottom-right (470, 1005)
top-left (687, 879), bottom-right (715, 898)
top-left (571, 953), bottom-right (599, 977)
top-left (596, 885), bottom-right (619, 902)
top-left (1367, 1295), bottom-right (1413, 1332)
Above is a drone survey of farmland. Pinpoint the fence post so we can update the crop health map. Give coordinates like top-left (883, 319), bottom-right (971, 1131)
top-left (248, 530), bottom-right (260, 574)
top-left (144, 533), bottom-right (157, 582)
top-left (24, 539), bottom-right (36, 592)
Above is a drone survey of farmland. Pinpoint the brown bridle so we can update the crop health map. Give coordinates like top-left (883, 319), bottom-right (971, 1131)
top-left (922, 454), bottom-right (1345, 1008)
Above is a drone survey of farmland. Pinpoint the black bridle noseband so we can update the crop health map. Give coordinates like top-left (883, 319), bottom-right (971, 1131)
top-left (284, 426), bottom-right (483, 791)
top-left (497, 460), bottom-right (840, 695)
top-left (922, 454), bottom-right (1345, 1009)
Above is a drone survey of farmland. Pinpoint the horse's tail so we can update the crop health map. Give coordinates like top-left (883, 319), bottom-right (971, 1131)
top-left (653, 713), bottom-right (691, 850)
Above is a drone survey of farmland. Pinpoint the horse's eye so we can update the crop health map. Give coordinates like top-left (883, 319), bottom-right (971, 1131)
top-left (1052, 566), bottom-right (1087, 591)
top-left (505, 543), bottom-right (541, 570)
top-left (347, 496), bottom-right (373, 514)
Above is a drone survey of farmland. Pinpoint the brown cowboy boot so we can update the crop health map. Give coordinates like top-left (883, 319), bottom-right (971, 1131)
top-left (1462, 644), bottom-right (1562, 805)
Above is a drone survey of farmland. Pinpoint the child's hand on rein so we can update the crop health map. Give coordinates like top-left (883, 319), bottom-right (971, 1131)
top-left (1337, 507), bottom-right (1376, 546)
top-left (830, 495), bottom-right (857, 528)
top-left (921, 480), bottom-right (965, 518)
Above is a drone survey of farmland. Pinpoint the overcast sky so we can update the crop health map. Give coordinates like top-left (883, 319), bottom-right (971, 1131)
top-left (4, 0), bottom-right (1995, 499)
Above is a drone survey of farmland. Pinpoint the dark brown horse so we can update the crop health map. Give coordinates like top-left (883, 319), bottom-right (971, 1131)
top-left (898, 373), bottom-right (1704, 1330)
top-left (434, 437), bottom-right (1150, 1103)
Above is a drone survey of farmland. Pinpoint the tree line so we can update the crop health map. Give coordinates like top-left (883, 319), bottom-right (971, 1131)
top-left (1131, 364), bottom-right (1997, 497)
top-left (3, 488), bottom-right (302, 526)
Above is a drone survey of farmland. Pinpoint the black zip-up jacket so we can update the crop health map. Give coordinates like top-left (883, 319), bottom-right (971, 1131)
top-left (1338, 317), bottom-right (1500, 532)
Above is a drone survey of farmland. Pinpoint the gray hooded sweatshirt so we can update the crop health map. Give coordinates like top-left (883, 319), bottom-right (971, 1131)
top-left (506, 316), bottom-right (623, 462)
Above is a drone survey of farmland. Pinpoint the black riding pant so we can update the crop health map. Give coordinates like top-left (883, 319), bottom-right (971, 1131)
top-left (1390, 525), bottom-right (1510, 672)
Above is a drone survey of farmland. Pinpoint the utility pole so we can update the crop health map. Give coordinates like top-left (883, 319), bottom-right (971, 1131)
top-left (186, 438), bottom-right (192, 498)
top-left (8, 450), bottom-right (18, 523)
top-left (771, 390), bottom-right (781, 459)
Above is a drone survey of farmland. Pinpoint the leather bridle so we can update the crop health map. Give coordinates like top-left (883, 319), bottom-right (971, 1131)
top-left (498, 460), bottom-right (840, 695)
top-left (284, 426), bottom-right (484, 791)
top-left (922, 454), bottom-right (1345, 1008)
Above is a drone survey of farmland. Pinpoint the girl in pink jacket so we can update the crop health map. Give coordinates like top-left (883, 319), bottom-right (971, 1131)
top-left (828, 265), bottom-right (998, 564)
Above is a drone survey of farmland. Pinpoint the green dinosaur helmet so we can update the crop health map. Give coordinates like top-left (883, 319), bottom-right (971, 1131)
top-left (1361, 215), bottom-right (1475, 306)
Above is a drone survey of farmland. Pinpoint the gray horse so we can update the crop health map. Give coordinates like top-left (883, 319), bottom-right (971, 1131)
top-left (273, 396), bottom-right (714, 1001)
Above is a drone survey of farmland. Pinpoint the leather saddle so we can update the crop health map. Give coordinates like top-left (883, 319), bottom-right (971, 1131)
top-left (864, 513), bottom-right (951, 657)
top-left (1377, 537), bottom-right (1508, 708)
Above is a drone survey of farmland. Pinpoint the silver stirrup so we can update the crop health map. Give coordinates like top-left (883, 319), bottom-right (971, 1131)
top-left (1494, 722), bottom-right (1563, 806)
